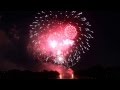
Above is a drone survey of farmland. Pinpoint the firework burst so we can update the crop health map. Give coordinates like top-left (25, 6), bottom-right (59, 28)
top-left (27, 11), bottom-right (94, 68)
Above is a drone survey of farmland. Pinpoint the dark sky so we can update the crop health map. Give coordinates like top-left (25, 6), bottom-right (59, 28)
top-left (95, 11), bottom-right (120, 67)
top-left (0, 1), bottom-right (120, 71)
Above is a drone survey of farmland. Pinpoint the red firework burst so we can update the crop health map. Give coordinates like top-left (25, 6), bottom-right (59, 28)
top-left (28, 11), bottom-right (93, 68)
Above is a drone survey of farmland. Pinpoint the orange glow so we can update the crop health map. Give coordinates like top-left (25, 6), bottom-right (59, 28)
top-left (59, 73), bottom-right (74, 79)
top-left (59, 74), bottom-right (62, 79)
top-left (71, 74), bottom-right (74, 79)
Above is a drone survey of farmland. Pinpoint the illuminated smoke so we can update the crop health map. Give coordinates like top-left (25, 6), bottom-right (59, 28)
top-left (35, 63), bottom-right (74, 79)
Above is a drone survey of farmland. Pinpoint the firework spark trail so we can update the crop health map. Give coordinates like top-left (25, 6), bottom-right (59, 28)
top-left (27, 11), bottom-right (94, 68)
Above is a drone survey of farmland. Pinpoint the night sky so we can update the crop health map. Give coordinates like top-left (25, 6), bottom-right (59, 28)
top-left (0, 1), bottom-right (120, 71)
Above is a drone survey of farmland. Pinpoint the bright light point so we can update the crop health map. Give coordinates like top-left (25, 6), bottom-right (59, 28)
top-left (59, 74), bottom-right (62, 79)
top-left (69, 40), bottom-right (74, 45)
top-left (55, 55), bottom-right (65, 64)
top-left (71, 74), bottom-right (74, 79)
top-left (63, 39), bottom-right (69, 45)
top-left (57, 50), bottom-right (62, 55)
top-left (50, 40), bottom-right (57, 48)
top-left (58, 56), bottom-right (64, 61)
top-left (63, 39), bottom-right (74, 46)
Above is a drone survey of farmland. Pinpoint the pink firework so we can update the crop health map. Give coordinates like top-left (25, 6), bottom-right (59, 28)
top-left (27, 11), bottom-right (94, 67)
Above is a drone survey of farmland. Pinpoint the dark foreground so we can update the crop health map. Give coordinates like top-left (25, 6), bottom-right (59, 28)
top-left (0, 66), bottom-right (120, 79)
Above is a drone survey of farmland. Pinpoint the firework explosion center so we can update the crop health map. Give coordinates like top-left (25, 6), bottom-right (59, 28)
top-left (28, 11), bottom-right (93, 79)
